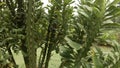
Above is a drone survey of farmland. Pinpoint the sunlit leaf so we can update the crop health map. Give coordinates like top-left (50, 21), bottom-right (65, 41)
top-left (108, 0), bottom-right (120, 7)
top-left (78, 11), bottom-right (90, 20)
top-left (102, 23), bottom-right (120, 28)
top-left (92, 50), bottom-right (104, 68)
top-left (65, 36), bottom-right (82, 50)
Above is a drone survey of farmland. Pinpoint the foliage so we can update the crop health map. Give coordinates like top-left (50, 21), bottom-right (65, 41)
top-left (0, 2), bottom-right (18, 67)
top-left (59, 0), bottom-right (120, 68)
top-left (91, 41), bottom-right (120, 68)
top-left (0, 0), bottom-right (120, 68)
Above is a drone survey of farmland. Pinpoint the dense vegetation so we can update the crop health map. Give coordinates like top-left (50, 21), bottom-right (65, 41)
top-left (0, 0), bottom-right (120, 68)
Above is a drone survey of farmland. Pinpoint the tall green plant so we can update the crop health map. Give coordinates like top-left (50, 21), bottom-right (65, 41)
top-left (60, 0), bottom-right (120, 68)
top-left (39, 0), bottom-right (74, 68)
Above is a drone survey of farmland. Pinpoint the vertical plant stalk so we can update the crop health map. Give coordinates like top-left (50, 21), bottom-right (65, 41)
top-left (39, 30), bottom-right (50, 68)
top-left (39, 5), bottom-right (59, 68)
top-left (38, 47), bottom-right (44, 68)
top-left (26, 0), bottom-right (37, 68)
top-left (39, 21), bottom-right (55, 68)
top-left (39, 21), bottom-right (53, 68)
top-left (44, 4), bottom-right (61, 68)
top-left (39, 5), bottom-right (54, 68)
top-left (44, 25), bottom-right (56, 68)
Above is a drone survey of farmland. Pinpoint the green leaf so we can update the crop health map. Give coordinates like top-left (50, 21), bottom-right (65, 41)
top-left (94, 0), bottom-right (106, 12)
top-left (78, 11), bottom-right (90, 20)
top-left (103, 20), bottom-right (113, 24)
top-left (0, 2), bottom-right (6, 6)
top-left (65, 36), bottom-right (82, 50)
top-left (102, 23), bottom-right (120, 28)
top-left (95, 46), bottom-right (103, 55)
top-left (76, 23), bottom-right (86, 32)
top-left (0, 49), bottom-right (4, 61)
top-left (64, 0), bottom-right (72, 5)
top-left (60, 46), bottom-right (74, 59)
top-left (92, 50), bottom-right (104, 68)
top-left (108, 0), bottom-right (120, 7)
top-left (92, 6), bottom-right (100, 13)
top-left (82, 5), bottom-right (93, 12)
top-left (105, 6), bottom-right (120, 18)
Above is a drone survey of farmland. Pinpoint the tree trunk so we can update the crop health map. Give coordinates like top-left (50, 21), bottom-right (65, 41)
top-left (26, 0), bottom-right (37, 68)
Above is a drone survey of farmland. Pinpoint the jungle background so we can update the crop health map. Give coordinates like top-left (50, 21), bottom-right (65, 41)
top-left (1, 0), bottom-right (120, 68)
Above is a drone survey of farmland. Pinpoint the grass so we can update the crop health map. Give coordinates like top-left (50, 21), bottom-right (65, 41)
top-left (11, 44), bottom-right (116, 68)
top-left (12, 48), bottom-right (61, 68)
